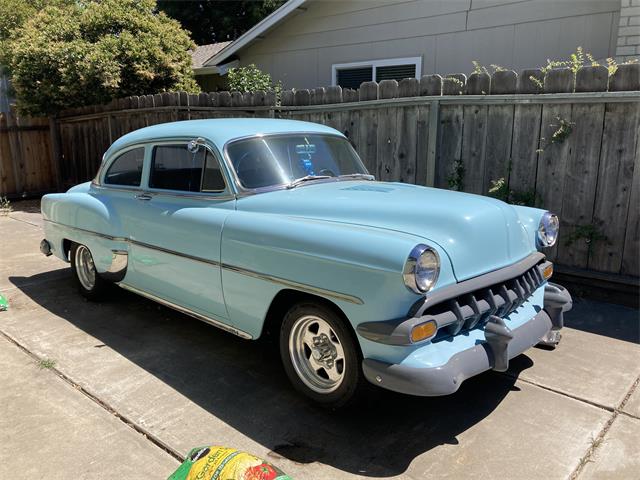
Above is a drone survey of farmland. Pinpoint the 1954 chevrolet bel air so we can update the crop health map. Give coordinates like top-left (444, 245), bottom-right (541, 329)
top-left (41, 118), bottom-right (572, 407)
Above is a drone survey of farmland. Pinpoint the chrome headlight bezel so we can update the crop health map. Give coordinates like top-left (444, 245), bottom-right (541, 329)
top-left (403, 244), bottom-right (440, 294)
top-left (537, 211), bottom-right (560, 248)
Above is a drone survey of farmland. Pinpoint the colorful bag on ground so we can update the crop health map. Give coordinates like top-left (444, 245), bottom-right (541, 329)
top-left (168, 446), bottom-right (292, 480)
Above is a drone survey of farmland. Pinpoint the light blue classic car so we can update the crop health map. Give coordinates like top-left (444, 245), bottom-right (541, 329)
top-left (41, 118), bottom-right (572, 407)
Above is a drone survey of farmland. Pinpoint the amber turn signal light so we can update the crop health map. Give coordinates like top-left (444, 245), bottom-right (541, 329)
top-left (542, 263), bottom-right (553, 280)
top-left (411, 320), bottom-right (437, 343)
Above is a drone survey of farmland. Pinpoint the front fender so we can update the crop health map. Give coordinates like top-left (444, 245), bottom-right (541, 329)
top-left (220, 211), bottom-right (455, 342)
top-left (511, 205), bottom-right (548, 251)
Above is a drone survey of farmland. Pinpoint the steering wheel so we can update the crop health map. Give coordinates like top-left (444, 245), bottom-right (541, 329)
top-left (319, 168), bottom-right (336, 177)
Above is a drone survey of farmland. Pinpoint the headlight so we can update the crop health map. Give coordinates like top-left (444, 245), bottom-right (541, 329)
top-left (403, 244), bottom-right (440, 294)
top-left (537, 211), bottom-right (560, 247)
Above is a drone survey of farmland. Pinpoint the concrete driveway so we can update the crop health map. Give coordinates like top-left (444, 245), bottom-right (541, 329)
top-left (1, 204), bottom-right (639, 480)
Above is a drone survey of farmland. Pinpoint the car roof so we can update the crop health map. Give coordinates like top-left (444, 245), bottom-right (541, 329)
top-left (105, 118), bottom-right (343, 157)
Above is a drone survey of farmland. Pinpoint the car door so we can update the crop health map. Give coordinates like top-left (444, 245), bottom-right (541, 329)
top-left (121, 140), bottom-right (235, 323)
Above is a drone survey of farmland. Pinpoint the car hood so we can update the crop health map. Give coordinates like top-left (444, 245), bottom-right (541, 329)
top-left (236, 181), bottom-right (535, 281)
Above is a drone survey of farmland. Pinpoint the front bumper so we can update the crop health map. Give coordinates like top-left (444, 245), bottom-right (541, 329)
top-left (361, 276), bottom-right (573, 396)
top-left (363, 308), bottom-right (552, 396)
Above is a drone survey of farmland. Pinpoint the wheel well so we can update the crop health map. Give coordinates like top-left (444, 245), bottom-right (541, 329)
top-left (62, 239), bottom-right (73, 261)
top-left (262, 289), bottom-right (357, 341)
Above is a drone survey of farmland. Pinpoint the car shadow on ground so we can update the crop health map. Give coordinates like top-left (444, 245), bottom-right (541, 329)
top-left (12, 269), bottom-right (539, 477)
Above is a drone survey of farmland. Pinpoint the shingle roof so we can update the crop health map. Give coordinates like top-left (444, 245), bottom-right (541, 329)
top-left (190, 42), bottom-right (233, 69)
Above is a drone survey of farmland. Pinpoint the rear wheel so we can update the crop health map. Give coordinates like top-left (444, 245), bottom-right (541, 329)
top-left (70, 243), bottom-right (109, 301)
top-left (280, 302), bottom-right (364, 408)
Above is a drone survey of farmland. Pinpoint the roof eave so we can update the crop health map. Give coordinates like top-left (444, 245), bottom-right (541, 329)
top-left (203, 0), bottom-right (308, 67)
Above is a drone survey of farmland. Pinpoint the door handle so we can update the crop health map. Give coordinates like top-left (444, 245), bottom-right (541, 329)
top-left (135, 193), bottom-right (153, 201)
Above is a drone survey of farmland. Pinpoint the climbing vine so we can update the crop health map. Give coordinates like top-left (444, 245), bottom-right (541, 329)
top-left (447, 160), bottom-right (465, 191)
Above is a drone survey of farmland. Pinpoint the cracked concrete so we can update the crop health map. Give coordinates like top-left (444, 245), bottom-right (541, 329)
top-left (1, 207), bottom-right (638, 479)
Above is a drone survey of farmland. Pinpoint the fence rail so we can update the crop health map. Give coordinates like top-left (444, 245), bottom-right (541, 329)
top-left (1, 64), bottom-right (639, 295)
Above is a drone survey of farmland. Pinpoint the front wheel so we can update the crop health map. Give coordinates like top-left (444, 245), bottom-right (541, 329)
top-left (280, 302), bottom-right (364, 408)
top-left (70, 243), bottom-right (109, 301)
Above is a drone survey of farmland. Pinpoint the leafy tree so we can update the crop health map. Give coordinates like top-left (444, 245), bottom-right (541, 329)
top-left (157, 0), bottom-right (285, 45)
top-left (0, 0), bottom-right (72, 65)
top-left (5, 0), bottom-right (198, 116)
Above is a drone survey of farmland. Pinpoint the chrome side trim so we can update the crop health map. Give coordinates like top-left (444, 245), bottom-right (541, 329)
top-left (118, 282), bottom-right (253, 339)
top-left (45, 219), bottom-right (364, 305)
top-left (44, 219), bottom-right (126, 242)
top-left (131, 239), bottom-right (221, 267)
top-left (222, 263), bottom-right (364, 305)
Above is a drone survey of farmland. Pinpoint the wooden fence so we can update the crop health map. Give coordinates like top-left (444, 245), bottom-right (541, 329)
top-left (2, 64), bottom-right (639, 296)
top-left (0, 109), bottom-right (57, 197)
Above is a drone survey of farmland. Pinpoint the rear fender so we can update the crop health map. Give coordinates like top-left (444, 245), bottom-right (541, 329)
top-left (41, 186), bottom-right (127, 274)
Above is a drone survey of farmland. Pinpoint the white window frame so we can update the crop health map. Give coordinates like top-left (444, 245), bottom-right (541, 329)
top-left (331, 56), bottom-right (422, 86)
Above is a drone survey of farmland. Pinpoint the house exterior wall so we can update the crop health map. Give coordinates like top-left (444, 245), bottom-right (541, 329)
top-left (617, 0), bottom-right (640, 60)
top-left (235, 0), bottom-right (621, 89)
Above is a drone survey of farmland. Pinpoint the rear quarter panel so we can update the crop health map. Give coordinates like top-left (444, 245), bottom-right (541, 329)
top-left (41, 182), bottom-right (127, 272)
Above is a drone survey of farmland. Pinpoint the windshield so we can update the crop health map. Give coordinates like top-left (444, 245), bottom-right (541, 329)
top-left (226, 134), bottom-right (369, 189)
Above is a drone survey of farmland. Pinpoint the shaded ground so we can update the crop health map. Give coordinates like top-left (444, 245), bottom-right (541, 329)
top-left (1, 205), bottom-right (638, 479)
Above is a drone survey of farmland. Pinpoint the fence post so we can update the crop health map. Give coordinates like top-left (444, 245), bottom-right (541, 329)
top-left (48, 116), bottom-right (63, 191)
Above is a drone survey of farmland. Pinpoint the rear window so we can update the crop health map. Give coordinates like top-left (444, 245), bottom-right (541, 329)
top-left (104, 148), bottom-right (144, 186)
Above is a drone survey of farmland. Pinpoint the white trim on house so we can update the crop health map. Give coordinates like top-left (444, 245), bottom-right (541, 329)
top-left (331, 56), bottom-right (422, 86)
top-left (203, 0), bottom-right (308, 67)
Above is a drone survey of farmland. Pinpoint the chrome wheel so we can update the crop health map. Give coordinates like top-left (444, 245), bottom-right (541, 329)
top-left (289, 315), bottom-right (346, 393)
top-left (74, 245), bottom-right (96, 291)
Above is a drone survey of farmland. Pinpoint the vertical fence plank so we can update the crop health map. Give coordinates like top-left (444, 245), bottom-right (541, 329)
top-left (376, 80), bottom-right (399, 181)
top-left (0, 114), bottom-right (17, 195)
top-left (358, 81), bottom-right (379, 174)
top-left (556, 66), bottom-right (608, 268)
top-left (421, 75), bottom-right (442, 187)
top-left (394, 78), bottom-right (419, 183)
top-left (509, 69), bottom-right (544, 197)
top-left (536, 68), bottom-right (575, 260)
top-left (483, 71), bottom-right (516, 195)
top-left (590, 64), bottom-right (640, 273)
top-left (460, 73), bottom-right (489, 194)
top-left (622, 143), bottom-right (640, 276)
top-left (436, 75), bottom-right (466, 188)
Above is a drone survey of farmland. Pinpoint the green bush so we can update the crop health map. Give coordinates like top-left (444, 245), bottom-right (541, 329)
top-left (5, 0), bottom-right (198, 115)
top-left (227, 64), bottom-right (280, 93)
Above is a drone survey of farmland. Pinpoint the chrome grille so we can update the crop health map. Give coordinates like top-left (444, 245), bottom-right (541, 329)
top-left (425, 265), bottom-right (546, 337)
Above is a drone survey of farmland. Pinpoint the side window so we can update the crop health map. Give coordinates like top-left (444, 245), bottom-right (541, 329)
top-left (104, 148), bottom-right (144, 186)
top-left (149, 144), bottom-right (226, 193)
top-left (202, 150), bottom-right (226, 192)
top-left (150, 145), bottom-right (204, 192)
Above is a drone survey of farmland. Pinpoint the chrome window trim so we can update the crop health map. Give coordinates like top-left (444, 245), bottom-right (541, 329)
top-left (147, 141), bottom-right (231, 196)
top-left (44, 219), bottom-right (364, 306)
top-left (95, 138), bottom-right (237, 199)
top-left (222, 132), bottom-right (371, 196)
top-left (101, 144), bottom-right (147, 189)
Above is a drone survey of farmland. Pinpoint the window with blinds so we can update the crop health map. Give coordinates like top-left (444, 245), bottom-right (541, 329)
top-left (336, 67), bottom-right (373, 89)
top-left (375, 64), bottom-right (416, 82)
top-left (333, 58), bottom-right (420, 90)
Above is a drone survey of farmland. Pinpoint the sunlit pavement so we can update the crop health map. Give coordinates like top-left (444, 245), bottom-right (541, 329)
top-left (1, 206), bottom-right (638, 480)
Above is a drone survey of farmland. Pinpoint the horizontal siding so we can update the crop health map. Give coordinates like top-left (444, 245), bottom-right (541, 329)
top-left (235, 0), bottom-right (621, 89)
top-left (467, 0), bottom-right (619, 30)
